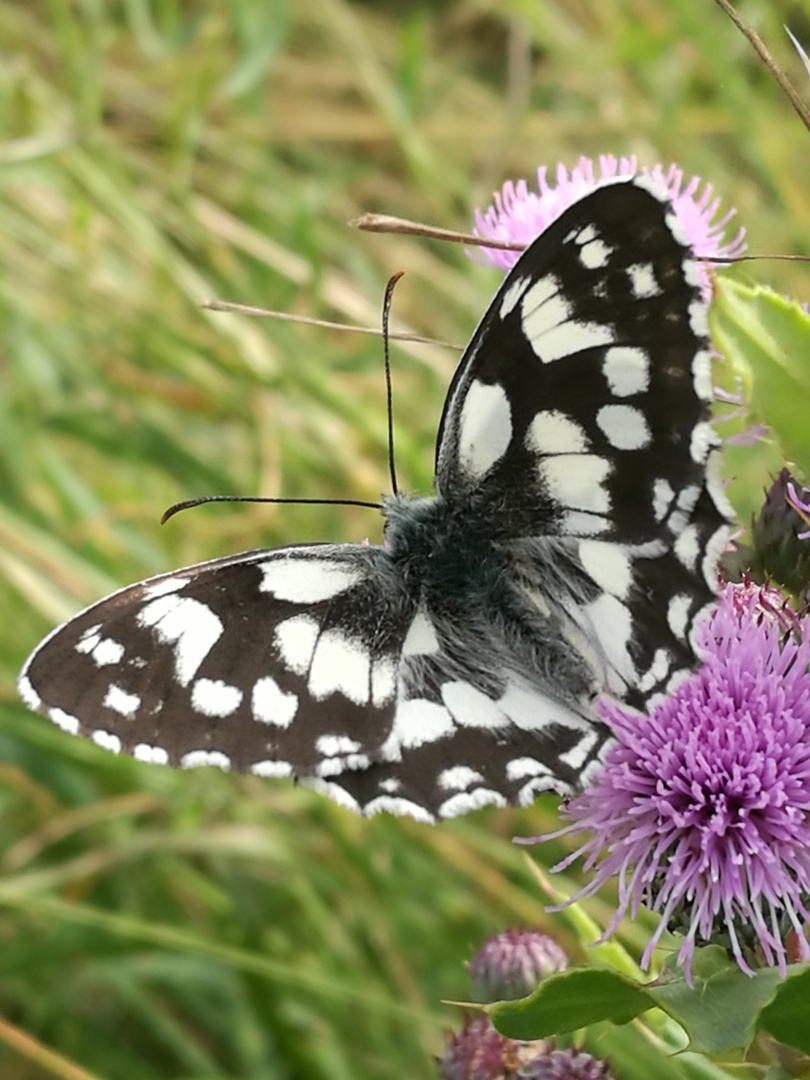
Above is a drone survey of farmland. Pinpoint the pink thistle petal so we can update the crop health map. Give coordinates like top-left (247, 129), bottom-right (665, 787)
top-left (472, 155), bottom-right (744, 301)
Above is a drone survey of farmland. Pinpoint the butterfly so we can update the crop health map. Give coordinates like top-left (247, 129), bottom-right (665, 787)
top-left (18, 175), bottom-right (732, 823)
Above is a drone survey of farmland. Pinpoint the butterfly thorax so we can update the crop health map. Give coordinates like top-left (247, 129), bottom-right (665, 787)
top-left (380, 490), bottom-right (602, 713)
top-left (381, 491), bottom-right (502, 595)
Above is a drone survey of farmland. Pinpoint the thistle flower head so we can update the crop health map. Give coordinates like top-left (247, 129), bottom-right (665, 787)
top-left (436, 1015), bottom-right (521, 1080)
top-left (468, 929), bottom-right (567, 1002)
top-left (519, 1046), bottom-right (616, 1080)
top-left (472, 154), bottom-right (745, 299)
top-left (530, 580), bottom-right (810, 982)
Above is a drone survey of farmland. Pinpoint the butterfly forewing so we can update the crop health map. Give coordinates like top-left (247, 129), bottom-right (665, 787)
top-left (435, 176), bottom-right (731, 708)
top-left (18, 176), bottom-right (734, 821)
top-left (19, 545), bottom-right (412, 776)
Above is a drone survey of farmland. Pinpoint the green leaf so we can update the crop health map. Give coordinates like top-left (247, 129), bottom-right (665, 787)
top-left (647, 947), bottom-right (784, 1055)
top-left (488, 969), bottom-right (653, 1040)
top-left (710, 276), bottom-right (810, 475)
top-left (757, 966), bottom-right (810, 1055)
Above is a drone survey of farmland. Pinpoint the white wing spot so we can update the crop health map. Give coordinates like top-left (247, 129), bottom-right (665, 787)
top-left (682, 257), bottom-right (701, 289)
top-left (499, 275), bottom-right (529, 318)
top-left (517, 777), bottom-right (557, 806)
top-left (379, 778), bottom-right (401, 794)
top-left (602, 346), bottom-right (650, 397)
top-left (690, 421), bottom-right (719, 464)
top-left (103, 683), bottom-right (141, 717)
top-left (668, 594), bottom-right (693, 642)
top-left (664, 208), bottom-right (689, 246)
top-left (251, 760), bottom-right (293, 778)
top-left (134, 743), bottom-right (170, 765)
top-left (259, 558), bottom-right (361, 603)
top-left (701, 523), bottom-right (732, 589)
top-left (75, 627), bottom-right (125, 667)
top-left (579, 540), bottom-right (633, 600)
top-left (91, 729), bottom-right (122, 754)
top-left (316, 734), bottom-right (362, 756)
top-left (458, 380), bottom-right (513, 479)
top-left (666, 484), bottom-right (701, 534)
top-left (585, 593), bottom-right (636, 685)
top-left (626, 262), bottom-right (661, 299)
top-left (49, 708), bottom-right (80, 735)
top-left (17, 673), bottom-right (41, 710)
top-left (274, 615), bottom-right (319, 676)
top-left (688, 298), bottom-right (709, 337)
top-left (382, 699), bottom-right (454, 754)
top-left (371, 657), bottom-right (397, 706)
top-left (652, 478), bottom-right (675, 522)
top-left (442, 682), bottom-right (507, 729)
top-left (402, 610), bottom-right (440, 657)
top-left (578, 238), bottom-right (612, 269)
top-left (571, 223), bottom-right (597, 244)
top-left (308, 631), bottom-right (371, 705)
top-left (438, 765), bottom-right (484, 791)
top-left (137, 596), bottom-right (223, 687)
top-left (692, 349), bottom-right (713, 401)
top-left (559, 729), bottom-right (600, 771)
top-left (438, 790), bottom-right (507, 817)
top-left (637, 649), bottom-right (673, 694)
top-left (301, 778), bottom-right (361, 814)
top-left (181, 750), bottom-right (231, 771)
top-left (362, 795), bottom-right (435, 823)
top-left (538, 455), bottom-right (612, 514)
top-left (191, 678), bottom-right (243, 719)
top-left (316, 754), bottom-right (370, 777)
top-left (674, 525), bottom-right (701, 572)
top-left (75, 625), bottom-right (102, 654)
top-left (142, 576), bottom-right (191, 600)
top-left (523, 292), bottom-right (615, 363)
top-left (506, 758), bottom-right (551, 781)
top-left (252, 676), bottom-right (298, 728)
top-left (498, 682), bottom-right (590, 732)
top-left (92, 637), bottom-right (125, 666)
top-left (596, 404), bottom-right (651, 450)
top-left (526, 410), bottom-right (588, 455)
top-left (561, 510), bottom-right (611, 537)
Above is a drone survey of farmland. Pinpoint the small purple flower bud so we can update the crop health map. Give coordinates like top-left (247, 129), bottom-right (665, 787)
top-left (468, 929), bottom-right (568, 1002)
top-left (436, 1015), bottom-right (517, 1080)
top-left (740, 467), bottom-right (810, 598)
top-left (518, 1045), bottom-right (616, 1080)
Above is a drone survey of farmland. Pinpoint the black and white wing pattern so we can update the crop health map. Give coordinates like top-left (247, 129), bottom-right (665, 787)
top-left (18, 175), bottom-right (733, 822)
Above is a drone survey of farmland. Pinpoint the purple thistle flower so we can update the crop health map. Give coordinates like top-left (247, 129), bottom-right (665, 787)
top-left (518, 1046), bottom-right (616, 1080)
top-left (472, 154), bottom-right (744, 299)
top-left (525, 580), bottom-right (810, 982)
top-left (468, 929), bottom-right (568, 1002)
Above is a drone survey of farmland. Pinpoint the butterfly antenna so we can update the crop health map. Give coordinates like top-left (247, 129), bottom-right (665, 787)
top-left (161, 494), bottom-right (382, 525)
top-left (383, 271), bottom-right (404, 496)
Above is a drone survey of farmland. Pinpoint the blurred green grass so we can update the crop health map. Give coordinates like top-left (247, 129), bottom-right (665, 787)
top-left (2, 1), bottom-right (809, 1077)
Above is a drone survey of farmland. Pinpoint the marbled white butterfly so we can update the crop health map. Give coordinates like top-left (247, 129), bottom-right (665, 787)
top-left (18, 175), bottom-right (732, 823)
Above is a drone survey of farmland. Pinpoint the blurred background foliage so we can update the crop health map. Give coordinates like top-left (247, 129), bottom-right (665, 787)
top-left (1, 1), bottom-right (809, 1077)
